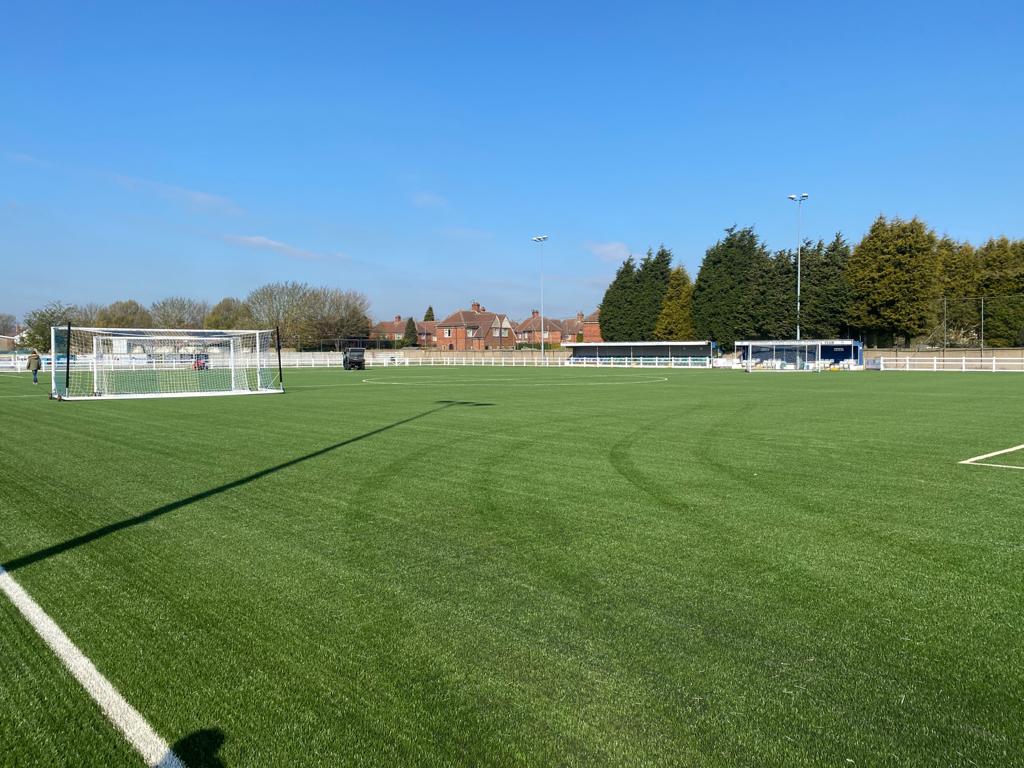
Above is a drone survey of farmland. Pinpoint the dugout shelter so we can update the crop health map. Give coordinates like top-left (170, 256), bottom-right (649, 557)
top-left (735, 339), bottom-right (863, 370)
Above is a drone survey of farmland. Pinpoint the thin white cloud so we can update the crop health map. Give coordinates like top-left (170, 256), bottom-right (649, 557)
top-left (224, 234), bottom-right (347, 261)
top-left (115, 175), bottom-right (241, 214)
top-left (412, 190), bottom-right (448, 208)
top-left (5, 152), bottom-right (52, 168)
top-left (585, 241), bottom-right (632, 263)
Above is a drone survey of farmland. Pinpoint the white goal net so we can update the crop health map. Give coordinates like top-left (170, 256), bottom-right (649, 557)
top-left (50, 326), bottom-right (284, 400)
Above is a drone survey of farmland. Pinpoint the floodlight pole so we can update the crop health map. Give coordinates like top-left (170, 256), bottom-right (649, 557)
top-left (788, 194), bottom-right (809, 340)
top-left (532, 235), bottom-right (549, 361)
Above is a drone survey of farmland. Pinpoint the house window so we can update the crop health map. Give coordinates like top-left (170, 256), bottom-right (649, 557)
top-left (443, 328), bottom-right (452, 338)
top-left (467, 328), bottom-right (476, 338)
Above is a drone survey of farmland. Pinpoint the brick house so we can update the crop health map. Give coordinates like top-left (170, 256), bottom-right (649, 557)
top-left (370, 315), bottom-right (437, 347)
top-left (582, 310), bottom-right (603, 342)
top-left (370, 315), bottom-right (407, 342)
top-left (416, 320), bottom-right (437, 347)
top-left (559, 311), bottom-right (585, 343)
top-left (436, 301), bottom-right (516, 351)
top-left (515, 310), bottom-right (564, 346)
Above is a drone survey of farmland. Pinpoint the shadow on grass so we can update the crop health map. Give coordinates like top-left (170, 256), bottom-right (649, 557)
top-left (2, 400), bottom-right (493, 573)
top-left (166, 728), bottom-right (225, 768)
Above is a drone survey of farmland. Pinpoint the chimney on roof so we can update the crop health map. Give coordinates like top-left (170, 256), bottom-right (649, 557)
top-left (394, 314), bottom-right (401, 323)
top-left (577, 311), bottom-right (584, 321)
top-left (471, 301), bottom-right (481, 312)
top-left (532, 309), bottom-right (539, 318)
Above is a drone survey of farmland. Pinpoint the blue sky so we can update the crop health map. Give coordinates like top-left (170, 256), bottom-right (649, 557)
top-left (2, 1), bottom-right (1022, 322)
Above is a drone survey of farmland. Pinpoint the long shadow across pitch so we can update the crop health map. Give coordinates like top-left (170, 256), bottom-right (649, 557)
top-left (2, 400), bottom-right (494, 573)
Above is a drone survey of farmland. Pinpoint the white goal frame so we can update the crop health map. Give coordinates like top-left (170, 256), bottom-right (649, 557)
top-left (51, 326), bottom-right (285, 401)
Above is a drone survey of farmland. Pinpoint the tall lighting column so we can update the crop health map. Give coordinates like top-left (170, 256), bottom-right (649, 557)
top-left (787, 193), bottom-right (809, 340)
top-left (532, 235), bottom-right (549, 359)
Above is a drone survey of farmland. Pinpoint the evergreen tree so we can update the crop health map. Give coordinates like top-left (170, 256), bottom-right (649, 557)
top-left (692, 227), bottom-right (773, 350)
top-left (799, 234), bottom-right (852, 338)
top-left (977, 237), bottom-right (1024, 346)
top-left (845, 216), bottom-right (940, 345)
top-left (653, 267), bottom-right (695, 340)
top-left (599, 256), bottom-right (638, 342)
top-left (938, 237), bottom-right (981, 345)
top-left (759, 249), bottom-right (796, 339)
top-left (634, 246), bottom-right (674, 339)
top-left (403, 317), bottom-right (418, 346)
top-left (424, 306), bottom-right (435, 322)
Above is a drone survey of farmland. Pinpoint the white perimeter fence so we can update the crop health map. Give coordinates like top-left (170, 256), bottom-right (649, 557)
top-left (0, 352), bottom-right (713, 372)
top-left (869, 356), bottom-right (1024, 372)
top-left (9, 351), bottom-right (1024, 373)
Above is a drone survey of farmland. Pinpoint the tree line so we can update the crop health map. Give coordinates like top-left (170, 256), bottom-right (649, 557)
top-left (599, 216), bottom-right (1024, 349)
top-left (17, 282), bottom-right (370, 352)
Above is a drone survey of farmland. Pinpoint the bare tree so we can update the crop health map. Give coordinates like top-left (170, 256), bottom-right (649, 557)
top-left (21, 302), bottom-right (77, 351)
top-left (205, 297), bottom-right (253, 329)
top-left (246, 282), bottom-right (314, 347)
top-left (151, 296), bottom-right (210, 327)
top-left (307, 288), bottom-right (371, 348)
top-left (74, 303), bottom-right (103, 325)
top-left (0, 313), bottom-right (16, 336)
top-left (245, 283), bottom-right (370, 349)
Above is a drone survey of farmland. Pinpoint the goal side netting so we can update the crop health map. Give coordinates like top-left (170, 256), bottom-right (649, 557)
top-left (50, 326), bottom-right (284, 400)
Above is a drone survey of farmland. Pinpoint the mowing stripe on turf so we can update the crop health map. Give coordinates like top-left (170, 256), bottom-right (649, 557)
top-left (0, 566), bottom-right (184, 768)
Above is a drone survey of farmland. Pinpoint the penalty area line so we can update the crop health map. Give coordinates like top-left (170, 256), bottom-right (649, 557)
top-left (954, 444), bottom-right (1024, 468)
top-left (0, 566), bottom-right (184, 768)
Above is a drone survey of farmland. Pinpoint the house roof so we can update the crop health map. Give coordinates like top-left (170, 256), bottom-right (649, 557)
top-left (416, 320), bottom-right (436, 334)
top-left (437, 308), bottom-right (511, 332)
top-left (560, 317), bottom-right (583, 336)
top-left (373, 317), bottom-right (408, 335)
top-left (584, 309), bottom-right (600, 323)
top-left (515, 315), bottom-right (563, 333)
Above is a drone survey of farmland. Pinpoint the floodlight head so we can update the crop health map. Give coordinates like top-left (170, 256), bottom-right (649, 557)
top-left (788, 195), bottom-right (797, 201)
top-left (800, 193), bottom-right (809, 200)
top-left (532, 235), bottom-right (549, 242)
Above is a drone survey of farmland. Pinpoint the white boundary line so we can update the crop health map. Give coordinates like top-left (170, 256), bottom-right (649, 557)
top-left (959, 444), bottom-right (1024, 470)
top-left (0, 566), bottom-right (184, 768)
top-left (360, 375), bottom-right (669, 387)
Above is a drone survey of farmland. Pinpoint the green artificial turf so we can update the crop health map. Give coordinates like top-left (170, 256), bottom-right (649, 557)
top-left (1, 367), bottom-right (1022, 767)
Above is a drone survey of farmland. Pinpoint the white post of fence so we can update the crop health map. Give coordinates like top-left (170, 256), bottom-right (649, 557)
top-left (993, 356), bottom-right (997, 372)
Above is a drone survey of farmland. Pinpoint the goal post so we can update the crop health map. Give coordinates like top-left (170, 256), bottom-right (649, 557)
top-left (50, 326), bottom-right (285, 400)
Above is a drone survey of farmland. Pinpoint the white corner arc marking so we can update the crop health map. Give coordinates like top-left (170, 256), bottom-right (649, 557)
top-left (0, 566), bottom-right (184, 768)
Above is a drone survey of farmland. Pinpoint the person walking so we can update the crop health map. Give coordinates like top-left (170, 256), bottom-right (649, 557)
top-left (26, 348), bottom-right (42, 385)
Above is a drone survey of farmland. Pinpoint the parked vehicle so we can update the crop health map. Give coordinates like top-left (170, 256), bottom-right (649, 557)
top-left (343, 347), bottom-right (366, 370)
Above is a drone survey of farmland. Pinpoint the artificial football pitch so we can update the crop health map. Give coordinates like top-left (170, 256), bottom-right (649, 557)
top-left (1, 367), bottom-right (1021, 767)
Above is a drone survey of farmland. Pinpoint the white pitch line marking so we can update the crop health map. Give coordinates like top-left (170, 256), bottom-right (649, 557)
top-left (0, 566), bottom-right (184, 768)
top-left (961, 462), bottom-right (1024, 470)
top-left (959, 444), bottom-right (1024, 467)
top-left (360, 375), bottom-right (669, 387)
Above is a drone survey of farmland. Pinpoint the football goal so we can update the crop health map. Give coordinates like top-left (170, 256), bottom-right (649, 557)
top-left (50, 326), bottom-right (285, 400)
